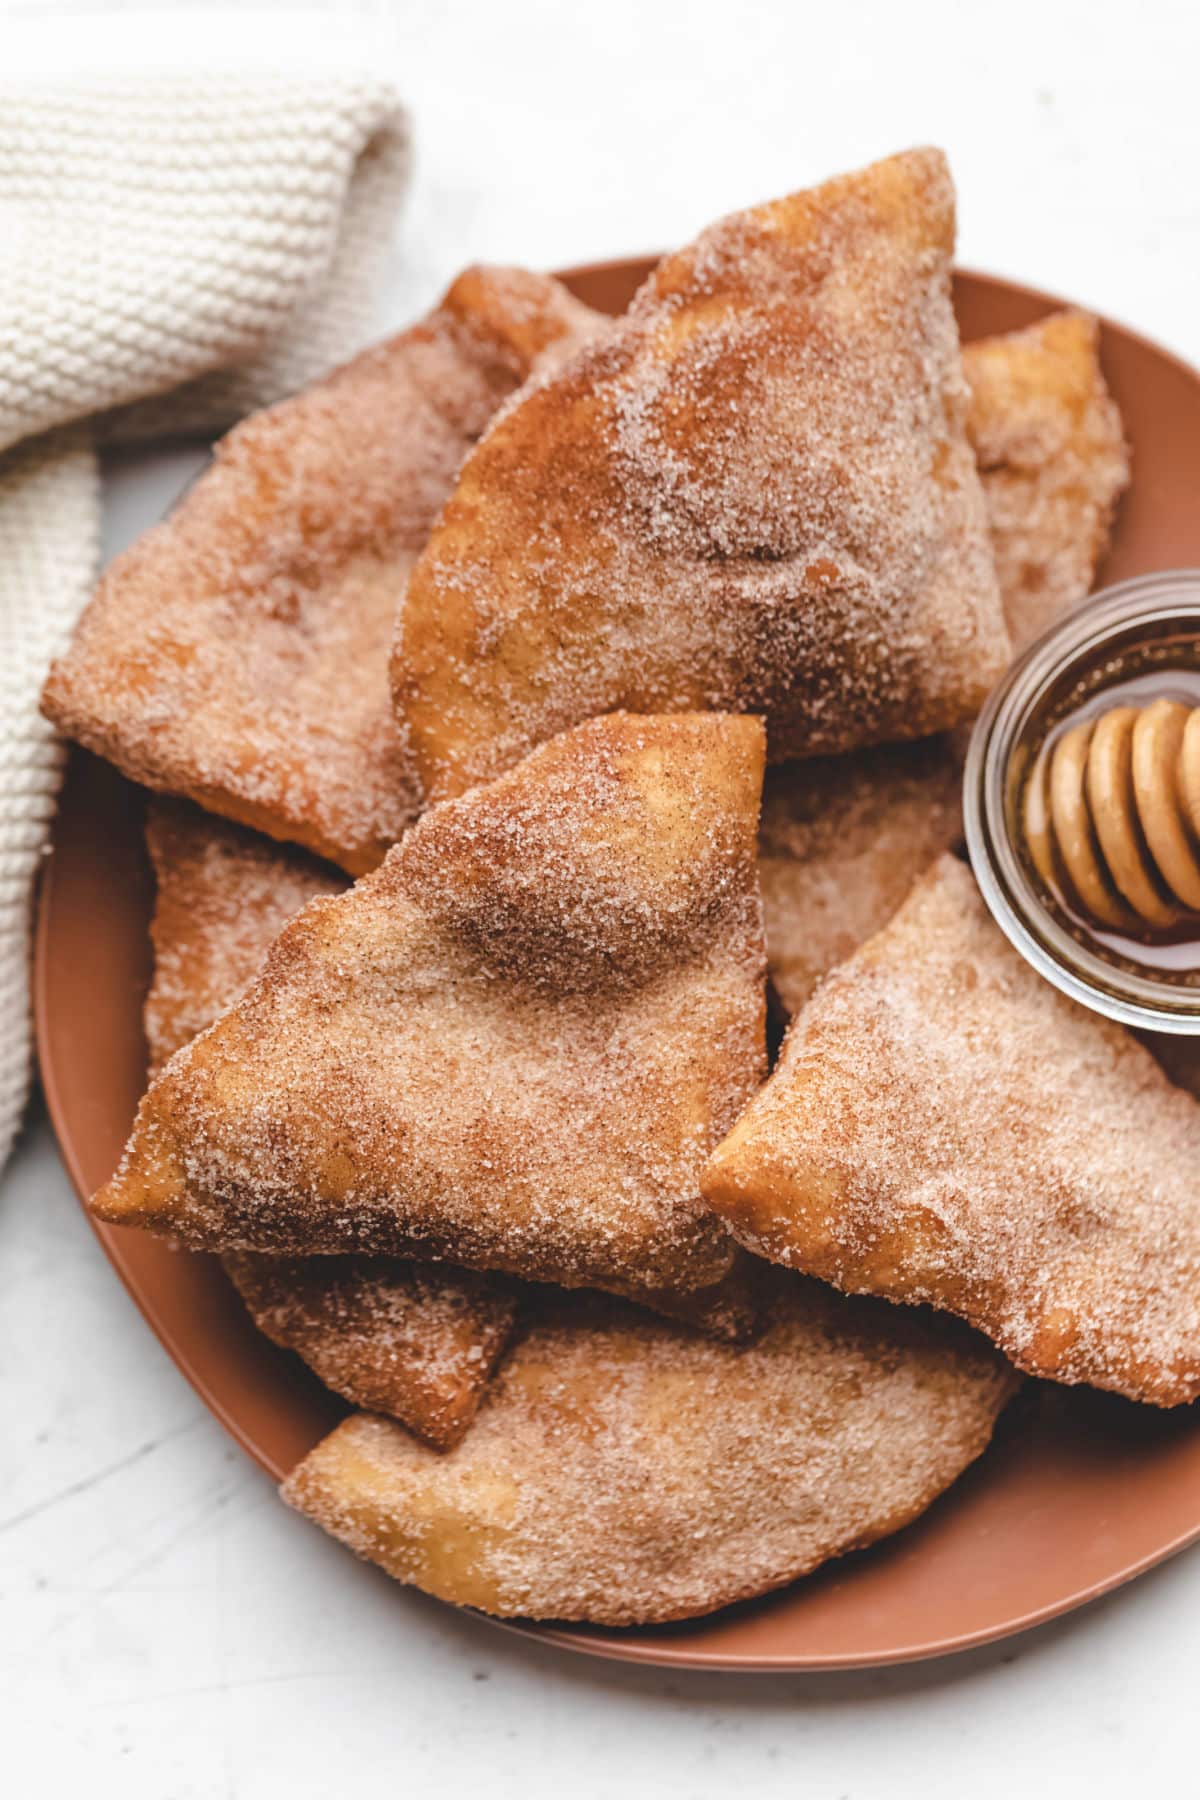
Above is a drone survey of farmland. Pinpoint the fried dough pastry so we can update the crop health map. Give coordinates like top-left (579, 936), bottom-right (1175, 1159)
top-left (756, 314), bottom-right (1127, 1017)
top-left (394, 148), bottom-right (1008, 801)
top-left (144, 798), bottom-right (347, 1074)
top-left (964, 309), bottom-right (1129, 651)
top-left (143, 799), bottom-right (519, 1447)
top-left (96, 713), bottom-right (767, 1317)
top-left (282, 1276), bottom-right (1015, 1625)
top-left (759, 737), bottom-right (962, 1016)
top-left (224, 1253), bottom-right (518, 1452)
top-left (704, 854), bottom-right (1200, 1406)
top-left (42, 266), bottom-right (603, 873)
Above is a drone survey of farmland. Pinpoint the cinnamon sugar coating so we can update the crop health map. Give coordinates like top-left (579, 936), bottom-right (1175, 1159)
top-left (704, 855), bottom-right (1200, 1406)
top-left (96, 713), bottom-right (768, 1313)
top-left (964, 308), bottom-right (1129, 651)
top-left (394, 148), bottom-right (1009, 801)
top-left (144, 798), bottom-right (347, 1075)
top-left (42, 267), bottom-right (603, 873)
top-left (759, 738), bottom-right (962, 1016)
top-left (143, 799), bottom-right (520, 1445)
top-left (757, 311), bottom-right (1129, 1019)
top-left (282, 1275), bottom-right (1016, 1625)
top-left (224, 1253), bottom-right (518, 1452)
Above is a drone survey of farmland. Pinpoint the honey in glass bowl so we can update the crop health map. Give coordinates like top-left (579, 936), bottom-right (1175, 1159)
top-left (965, 572), bottom-right (1200, 1033)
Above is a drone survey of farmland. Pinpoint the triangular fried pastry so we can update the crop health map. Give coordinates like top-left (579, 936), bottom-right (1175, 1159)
top-left (224, 1253), bottom-right (518, 1452)
top-left (759, 737), bottom-right (962, 1017)
top-left (393, 148), bottom-right (1009, 802)
top-left (703, 854), bottom-right (1200, 1406)
top-left (143, 792), bottom-right (755, 1345)
top-left (42, 266), bottom-right (603, 872)
top-left (282, 1275), bottom-right (1016, 1625)
top-left (143, 798), bottom-right (520, 1445)
top-left (96, 713), bottom-right (768, 1316)
top-left (964, 309), bottom-right (1129, 651)
top-left (144, 798), bottom-right (347, 1074)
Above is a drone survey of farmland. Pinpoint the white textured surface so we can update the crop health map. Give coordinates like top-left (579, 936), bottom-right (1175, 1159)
top-left (7, 1), bottom-right (1200, 1795)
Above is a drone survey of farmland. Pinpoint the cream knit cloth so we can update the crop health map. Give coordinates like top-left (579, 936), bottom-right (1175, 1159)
top-left (0, 13), bottom-right (410, 1171)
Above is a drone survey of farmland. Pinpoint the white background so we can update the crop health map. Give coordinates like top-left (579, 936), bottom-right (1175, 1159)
top-left (4, 1), bottom-right (1200, 1794)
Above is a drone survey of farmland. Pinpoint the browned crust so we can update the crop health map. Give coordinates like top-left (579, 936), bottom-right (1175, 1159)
top-left (964, 308), bottom-right (1130, 651)
top-left (704, 855), bottom-right (1200, 1406)
top-left (281, 1277), bottom-right (1016, 1625)
top-left (394, 148), bottom-right (1008, 801)
top-left (143, 800), bottom-right (521, 1446)
top-left (758, 737), bottom-right (962, 1017)
top-left (42, 267), bottom-right (604, 873)
top-left (224, 1252), bottom-right (519, 1452)
top-left (144, 798), bottom-right (346, 1074)
top-left (755, 313), bottom-right (1129, 1025)
top-left (96, 713), bottom-right (768, 1312)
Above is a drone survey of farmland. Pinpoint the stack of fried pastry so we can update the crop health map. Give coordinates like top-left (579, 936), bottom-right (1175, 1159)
top-left (49, 145), bottom-right (1194, 1635)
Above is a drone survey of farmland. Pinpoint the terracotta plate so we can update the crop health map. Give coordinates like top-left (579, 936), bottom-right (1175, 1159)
top-left (35, 262), bottom-right (1200, 1672)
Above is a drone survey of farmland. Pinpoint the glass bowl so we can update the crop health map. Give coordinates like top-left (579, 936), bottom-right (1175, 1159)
top-left (964, 570), bottom-right (1200, 1034)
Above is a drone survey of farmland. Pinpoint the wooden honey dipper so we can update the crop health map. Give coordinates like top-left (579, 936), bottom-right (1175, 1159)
top-left (1024, 697), bottom-right (1200, 930)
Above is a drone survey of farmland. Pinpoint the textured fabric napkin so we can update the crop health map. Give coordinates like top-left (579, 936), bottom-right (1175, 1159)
top-left (0, 11), bottom-right (410, 1171)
